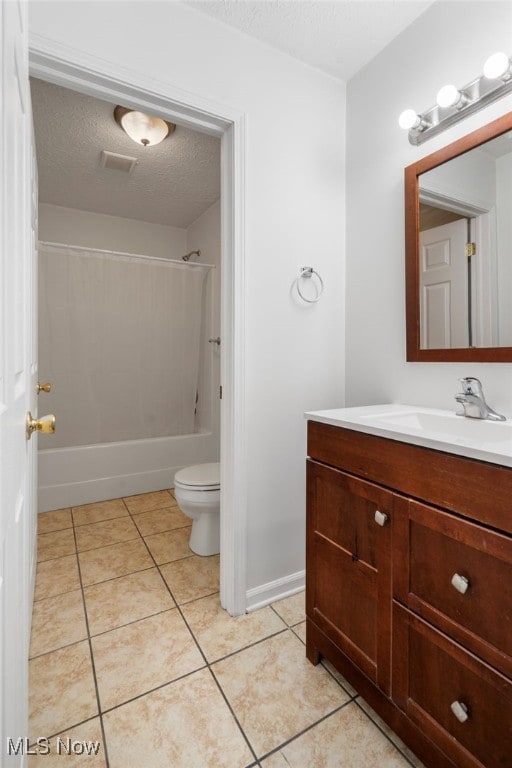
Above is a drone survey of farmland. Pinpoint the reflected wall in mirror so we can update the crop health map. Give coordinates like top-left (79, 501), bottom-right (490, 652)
top-left (405, 111), bottom-right (512, 362)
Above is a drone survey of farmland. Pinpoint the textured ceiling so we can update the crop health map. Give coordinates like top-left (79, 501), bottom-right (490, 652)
top-left (185, 0), bottom-right (434, 81)
top-left (31, 78), bottom-right (221, 229)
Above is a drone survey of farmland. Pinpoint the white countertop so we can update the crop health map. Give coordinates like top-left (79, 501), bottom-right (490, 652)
top-left (305, 404), bottom-right (512, 468)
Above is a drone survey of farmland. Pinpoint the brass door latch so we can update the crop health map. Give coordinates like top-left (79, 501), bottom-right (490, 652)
top-left (26, 412), bottom-right (56, 439)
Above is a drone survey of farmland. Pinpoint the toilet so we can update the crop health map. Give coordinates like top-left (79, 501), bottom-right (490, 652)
top-left (173, 462), bottom-right (220, 556)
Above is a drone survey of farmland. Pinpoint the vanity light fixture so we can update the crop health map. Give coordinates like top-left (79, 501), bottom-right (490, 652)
top-left (399, 51), bottom-right (512, 145)
top-left (435, 84), bottom-right (469, 110)
top-left (398, 109), bottom-right (428, 131)
top-left (114, 106), bottom-right (176, 147)
top-left (483, 51), bottom-right (511, 81)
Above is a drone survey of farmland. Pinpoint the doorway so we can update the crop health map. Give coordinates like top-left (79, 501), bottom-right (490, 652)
top-left (29, 44), bottom-right (247, 617)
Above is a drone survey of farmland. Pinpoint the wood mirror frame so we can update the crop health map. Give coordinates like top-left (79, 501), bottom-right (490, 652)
top-left (405, 111), bottom-right (512, 362)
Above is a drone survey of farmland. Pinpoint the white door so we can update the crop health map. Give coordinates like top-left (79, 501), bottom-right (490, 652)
top-left (1, 1), bottom-right (38, 763)
top-left (419, 218), bottom-right (468, 349)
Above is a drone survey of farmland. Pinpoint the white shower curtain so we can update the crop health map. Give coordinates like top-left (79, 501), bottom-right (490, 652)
top-left (38, 243), bottom-right (209, 448)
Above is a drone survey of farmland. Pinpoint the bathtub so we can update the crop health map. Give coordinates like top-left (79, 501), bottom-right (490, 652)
top-left (38, 430), bottom-right (219, 513)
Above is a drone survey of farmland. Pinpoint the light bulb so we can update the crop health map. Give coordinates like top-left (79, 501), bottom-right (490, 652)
top-left (399, 109), bottom-right (421, 130)
top-left (436, 84), bottom-right (462, 108)
top-left (483, 51), bottom-right (511, 80)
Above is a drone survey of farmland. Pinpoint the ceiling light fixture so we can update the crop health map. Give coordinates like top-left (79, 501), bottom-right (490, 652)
top-left (399, 51), bottom-right (512, 145)
top-left (114, 106), bottom-right (176, 147)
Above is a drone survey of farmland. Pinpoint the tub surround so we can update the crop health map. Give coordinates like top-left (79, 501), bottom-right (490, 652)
top-left (306, 409), bottom-right (512, 768)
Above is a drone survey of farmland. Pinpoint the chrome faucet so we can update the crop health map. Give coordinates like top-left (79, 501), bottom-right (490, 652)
top-left (455, 377), bottom-right (506, 421)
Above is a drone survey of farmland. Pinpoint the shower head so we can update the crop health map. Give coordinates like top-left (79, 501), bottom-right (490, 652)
top-left (182, 250), bottom-right (201, 262)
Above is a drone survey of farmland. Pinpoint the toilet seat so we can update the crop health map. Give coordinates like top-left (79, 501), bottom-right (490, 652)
top-left (174, 462), bottom-right (220, 491)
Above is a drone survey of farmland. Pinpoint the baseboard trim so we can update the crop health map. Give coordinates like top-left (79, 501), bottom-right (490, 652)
top-left (245, 570), bottom-right (305, 613)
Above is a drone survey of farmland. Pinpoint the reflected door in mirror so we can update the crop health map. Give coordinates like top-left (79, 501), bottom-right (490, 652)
top-left (419, 218), bottom-right (468, 349)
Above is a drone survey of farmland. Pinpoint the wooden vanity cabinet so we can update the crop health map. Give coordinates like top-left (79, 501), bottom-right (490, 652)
top-left (306, 420), bottom-right (512, 768)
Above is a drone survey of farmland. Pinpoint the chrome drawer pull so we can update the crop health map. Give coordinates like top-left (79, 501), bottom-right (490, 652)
top-left (450, 701), bottom-right (469, 723)
top-left (451, 573), bottom-right (469, 594)
top-left (374, 510), bottom-right (388, 526)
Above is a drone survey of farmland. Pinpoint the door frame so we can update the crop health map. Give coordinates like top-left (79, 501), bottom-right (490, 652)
top-left (28, 34), bottom-right (248, 616)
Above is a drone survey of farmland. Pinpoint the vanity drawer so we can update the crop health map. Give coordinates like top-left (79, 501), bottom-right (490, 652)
top-left (393, 603), bottom-right (512, 768)
top-left (394, 500), bottom-right (512, 677)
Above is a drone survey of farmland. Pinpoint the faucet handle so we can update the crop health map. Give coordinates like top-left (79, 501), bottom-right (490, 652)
top-left (460, 377), bottom-right (483, 395)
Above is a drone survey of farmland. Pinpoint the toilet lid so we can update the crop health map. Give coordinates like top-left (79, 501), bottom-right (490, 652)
top-left (174, 462), bottom-right (220, 489)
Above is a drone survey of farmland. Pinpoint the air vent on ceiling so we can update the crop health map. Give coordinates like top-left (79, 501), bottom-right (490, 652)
top-left (99, 150), bottom-right (138, 174)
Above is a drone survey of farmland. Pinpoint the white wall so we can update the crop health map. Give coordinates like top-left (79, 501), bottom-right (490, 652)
top-left (39, 203), bottom-right (187, 259)
top-left (346, 0), bottom-right (512, 415)
top-left (186, 200), bottom-right (221, 444)
top-left (29, 2), bottom-right (346, 597)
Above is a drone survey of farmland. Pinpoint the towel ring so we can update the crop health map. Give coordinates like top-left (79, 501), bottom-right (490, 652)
top-left (295, 266), bottom-right (324, 304)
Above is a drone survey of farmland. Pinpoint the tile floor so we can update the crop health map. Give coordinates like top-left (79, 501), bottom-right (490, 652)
top-left (30, 490), bottom-right (425, 767)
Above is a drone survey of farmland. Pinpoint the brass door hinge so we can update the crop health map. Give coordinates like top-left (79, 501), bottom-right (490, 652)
top-left (465, 242), bottom-right (476, 257)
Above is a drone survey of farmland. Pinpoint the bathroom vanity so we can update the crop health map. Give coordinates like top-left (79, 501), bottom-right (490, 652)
top-left (305, 406), bottom-right (512, 768)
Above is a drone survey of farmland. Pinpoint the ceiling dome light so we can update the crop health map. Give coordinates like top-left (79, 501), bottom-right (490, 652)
top-left (114, 106), bottom-right (176, 147)
top-left (436, 84), bottom-right (468, 109)
top-left (483, 51), bottom-right (511, 80)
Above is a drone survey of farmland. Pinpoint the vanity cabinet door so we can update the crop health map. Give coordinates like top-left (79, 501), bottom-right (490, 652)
top-left (306, 460), bottom-right (393, 693)
top-left (393, 603), bottom-right (512, 768)
top-left (394, 500), bottom-right (512, 677)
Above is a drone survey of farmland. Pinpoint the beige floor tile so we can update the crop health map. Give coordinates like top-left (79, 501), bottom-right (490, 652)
top-left (92, 609), bottom-right (205, 710)
top-left (30, 590), bottom-right (87, 658)
top-left (182, 594), bottom-right (287, 662)
top-left (79, 539), bottom-right (153, 586)
top-left (34, 554), bottom-right (81, 601)
top-left (213, 630), bottom-right (348, 757)
top-left (272, 591), bottom-right (305, 626)
top-left (37, 529), bottom-right (76, 563)
top-left (28, 718), bottom-right (106, 767)
top-left (356, 698), bottom-right (426, 767)
top-left (37, 508), bottom-right (72, 535)
top-left (72, 498), bottom-right (128, 527)
top-left (292, 620), bottom-right (306, 644)
top-left (160, 554), bottom-right (219, 604)
top-left (75, 517), bottom-right (139, 552)
top-left (260, 702), bottom-right (413, 767)
top-left (123, 490), bottom-right (174, 514)
top-left (84, 568), bottom-right (175, 635)
top-left (103, 668), bottom-right (254, 768)
top-left (29, 641), bottom-right (98, 740)
top-left (144, 527), bottom-right (192, 565)
top-left (132, 505), bottom-right (189, 537)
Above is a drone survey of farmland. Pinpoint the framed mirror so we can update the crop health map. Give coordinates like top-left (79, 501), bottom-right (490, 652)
top-left (405, 112), bottom-right (512, 362)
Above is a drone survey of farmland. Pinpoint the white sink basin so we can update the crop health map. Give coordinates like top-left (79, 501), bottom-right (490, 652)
top-left (305, 404), bottom-right (512, 467)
